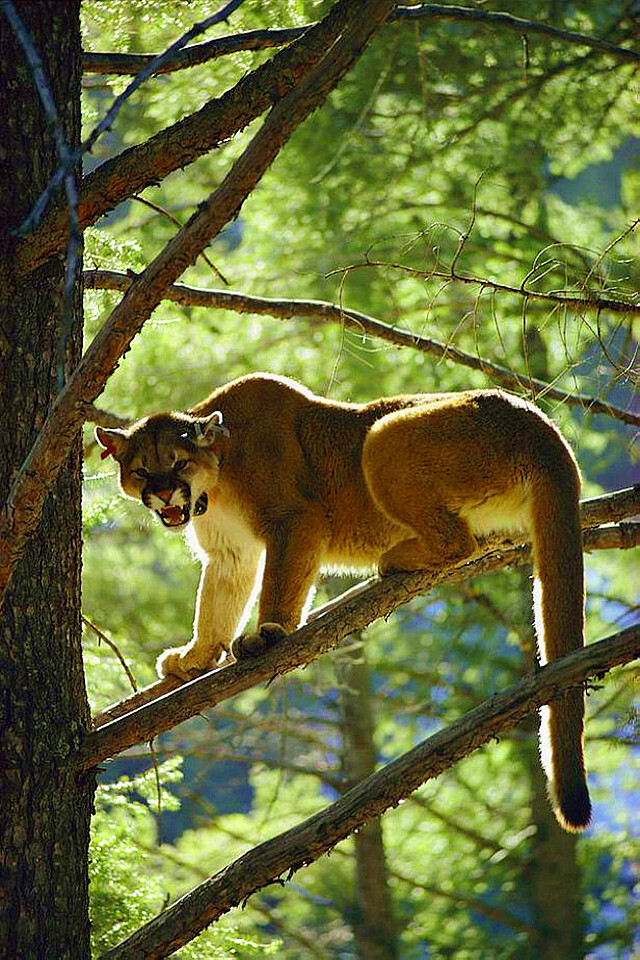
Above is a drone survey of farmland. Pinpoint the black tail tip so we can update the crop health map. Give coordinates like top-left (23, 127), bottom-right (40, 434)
top-left (552, 783), bottom-right (592, 833)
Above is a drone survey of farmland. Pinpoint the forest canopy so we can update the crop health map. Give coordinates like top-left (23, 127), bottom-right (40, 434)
top-left (1, 1), bottom-right (638, 957)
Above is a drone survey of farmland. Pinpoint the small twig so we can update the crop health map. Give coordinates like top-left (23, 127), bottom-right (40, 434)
top-left (449, 170), bottom-right (486, 278)
top-left (326, 251), bottom-right (640, 317)
top-left (131, 195), bottom-right (229, 285)
top-left (82, 615), bottom-right (138, 692)
top-left (148, 739), bottom-right (163, 825)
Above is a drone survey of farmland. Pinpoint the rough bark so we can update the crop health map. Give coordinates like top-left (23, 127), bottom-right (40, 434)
top-left (338, 642), bottom-right (398, 960)
top-left (0, 2), bottom-right (93, 957)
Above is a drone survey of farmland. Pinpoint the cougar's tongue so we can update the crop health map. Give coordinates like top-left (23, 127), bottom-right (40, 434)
top-left (159, 505), bottom-right (185, 526)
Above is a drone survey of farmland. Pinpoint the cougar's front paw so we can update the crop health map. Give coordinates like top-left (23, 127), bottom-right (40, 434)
top-left (156, 642), bottom-right (229, 681)
top-left (232, 622), bottom-right (288, 660)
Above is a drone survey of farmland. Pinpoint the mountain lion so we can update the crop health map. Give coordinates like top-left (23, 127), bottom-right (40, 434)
top-left (96, 372), bottom-right (589, 832)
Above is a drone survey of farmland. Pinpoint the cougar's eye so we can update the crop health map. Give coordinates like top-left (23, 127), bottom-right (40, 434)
top-left (173, 459), bottom-right (189, 472)
top-left (132, 467), bottom-right (149, 479)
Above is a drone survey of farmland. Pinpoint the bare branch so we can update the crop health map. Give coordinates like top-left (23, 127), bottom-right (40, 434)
top-left (83, 5), bottom-right (640, 76)
top-left (82, 488), bottom-right (640, 765)
top-left (0, 0), bottom-right (396, 607)
top-left (326, 243), bottom-right (640, 317)
top-left (83, 26), bottom-right (308, 75)
top-left (82, 616), bottom-right (138, 693)
top-left (83, 270), bottom-right (640, 428)
top-left (395, 5), bottom-right (639, 65)
top-left (99, 625), bottom-right (639, 959)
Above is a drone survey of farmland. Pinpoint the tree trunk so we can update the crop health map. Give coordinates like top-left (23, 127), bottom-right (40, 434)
top-left (527, 735), bottom-right (584, 959)
top-left (338, 640), bottom-right (398, 960)
top-left (0, 3), bottom-right (93, 957)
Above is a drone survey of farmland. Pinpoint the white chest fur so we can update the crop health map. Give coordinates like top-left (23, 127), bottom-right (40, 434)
top-left (187, 496), bottom-right (264, 568)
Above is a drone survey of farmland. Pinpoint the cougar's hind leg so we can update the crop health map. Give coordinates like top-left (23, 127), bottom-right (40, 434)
top-left (377, 508), bottom-right (477, 575)
top-left (363, 408), bottom-right (478, 575)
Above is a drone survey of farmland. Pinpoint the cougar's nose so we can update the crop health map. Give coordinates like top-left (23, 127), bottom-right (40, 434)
top-left (155, 488), bottom-right (174, 504)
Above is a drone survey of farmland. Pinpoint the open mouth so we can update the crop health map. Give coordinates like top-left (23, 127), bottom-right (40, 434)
top-left (156, 493), bottom-right (207, 528)
top-left (157, 504), bottom-right (190, 527)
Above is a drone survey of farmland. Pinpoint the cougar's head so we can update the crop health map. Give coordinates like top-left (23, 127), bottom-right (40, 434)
top-left (95, 411), bottom-right (229, 529)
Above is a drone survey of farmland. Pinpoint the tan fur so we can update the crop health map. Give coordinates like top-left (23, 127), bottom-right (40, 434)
top-left (96, 373), bottom-right (590, 832)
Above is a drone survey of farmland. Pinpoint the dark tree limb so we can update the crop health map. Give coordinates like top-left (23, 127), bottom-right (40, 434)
top-left (83, 270), bottom-right (640, 427)
top-left (396, 4), bottom-right (639, 65)
top-left (84, 5), bottom-right (640, 76)
top-left (99, 625), bottom-right (639, 960)
top-left (10, 0), bottom-right (357, 279)
top-left (82, 487), bottom-right (640, 766)
top-left (15, 0), bottom-right (249, 238)
top-left (0, 0), bottom-right (396, 606)
top-left (83, 26), bottom-right (310, 75)
top-left (16, 4), bottom-right (638, 279)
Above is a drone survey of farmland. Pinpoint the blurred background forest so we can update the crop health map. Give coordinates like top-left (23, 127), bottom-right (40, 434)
top-left (79, 1), bottom-right (638, 956)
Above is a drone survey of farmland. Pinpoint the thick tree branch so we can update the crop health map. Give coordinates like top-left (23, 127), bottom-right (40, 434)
top-left (99, 625), bottom-right (639, 959)
top-left (11, 0), bottom-right (356, 280)
top-left (83, 270), bottom-right (640, 427)
top-left (84, 5), bottom-right (640, 76)
top-left (15, 0), bottom-right (248, 239)
top-left (82, 487), bottom-right (640, 765)
top-left (0, 0), bottom-right (396, 605)
top-left (18, 6), bottom-right (638, 279)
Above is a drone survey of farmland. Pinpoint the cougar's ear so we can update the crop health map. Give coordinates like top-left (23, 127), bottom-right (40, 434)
top-left (95, 426), bottom-right (128, 461)
top-left (192, 411), bottom-right (230, 452)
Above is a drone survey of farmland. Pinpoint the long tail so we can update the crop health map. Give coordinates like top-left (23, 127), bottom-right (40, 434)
top-left (530, 461), bottom-right (591, 832)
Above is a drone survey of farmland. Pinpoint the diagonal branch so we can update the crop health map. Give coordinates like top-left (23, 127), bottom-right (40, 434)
top-left (99, 624), bottom-right (639, 959)
top-left (81, 487), bottom-right (640, 767)
top-left (83, 270), bottom-right (640, 427)
top-left (14, 0), bottom-right (248, 238)
top-left (11, 0), bottom-right (356, 279)
top-left (0, 0), bottom-right (397, 606)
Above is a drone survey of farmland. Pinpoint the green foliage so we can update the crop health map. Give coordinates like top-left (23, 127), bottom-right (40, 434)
top-left (90, 760), bottom-right (281, 956)
top-left (81, 0), bottom-right (638, 955)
